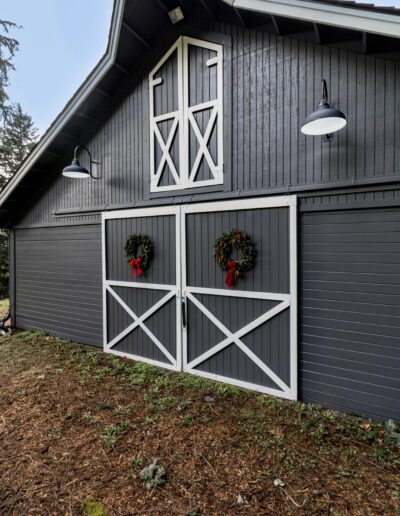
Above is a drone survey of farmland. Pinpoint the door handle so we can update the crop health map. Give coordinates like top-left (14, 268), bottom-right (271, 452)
top-left (181, 294), bottom-right (187, 330)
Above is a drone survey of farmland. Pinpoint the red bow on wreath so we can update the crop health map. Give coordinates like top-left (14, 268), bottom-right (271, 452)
top-left (225, 260), bottom-right (237, 288)
top-left (129, 257), bottom-right (144, 277)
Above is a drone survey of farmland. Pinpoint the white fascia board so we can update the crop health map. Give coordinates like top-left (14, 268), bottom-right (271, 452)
top-left (223, 0), bottom-right (400, 39)
top-left (0, 0), bottom-right (126, 210)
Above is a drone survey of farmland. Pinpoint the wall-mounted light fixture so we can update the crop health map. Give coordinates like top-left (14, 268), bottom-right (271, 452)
top-left (62, 145), bottom-right (100, 179)
top-left (168, 6), bottom-right (184, 24)
top-left (301, 79), bottom-right (347, 142)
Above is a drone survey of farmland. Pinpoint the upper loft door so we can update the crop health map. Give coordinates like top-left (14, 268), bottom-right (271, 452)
top-left (149, 36), bottom-right (223, 192)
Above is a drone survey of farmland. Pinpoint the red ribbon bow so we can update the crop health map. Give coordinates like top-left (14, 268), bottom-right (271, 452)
top-left (129, 257), bottom-right (143, 277)
top-left (225, 260), bottom-right (237, 288)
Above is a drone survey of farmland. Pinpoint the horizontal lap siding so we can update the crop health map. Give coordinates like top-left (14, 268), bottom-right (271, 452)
top-left (15, 225), bottom-right (102, 346)
top-left (300, 208), bottom-right (400, 420)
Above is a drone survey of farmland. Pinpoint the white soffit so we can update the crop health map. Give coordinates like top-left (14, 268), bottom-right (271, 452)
top-left (222, 0), bottom-right (400, 38)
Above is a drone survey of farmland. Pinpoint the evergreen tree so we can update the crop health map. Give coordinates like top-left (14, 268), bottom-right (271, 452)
top-left (0, 20), bottom-right (38, 301)
top-left (0, 102), bottom-right (38, 187)
top-left (0, 20), bottom-right (20, 122)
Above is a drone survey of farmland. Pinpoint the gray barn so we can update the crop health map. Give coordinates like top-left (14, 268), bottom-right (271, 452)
top-left (1, 0), bottom-right (400, 421)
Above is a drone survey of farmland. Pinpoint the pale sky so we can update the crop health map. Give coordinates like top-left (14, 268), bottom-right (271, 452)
top-left (2, 0), bottom-right (113, 135)
top-left (1, 0), bottom-right (399, 135)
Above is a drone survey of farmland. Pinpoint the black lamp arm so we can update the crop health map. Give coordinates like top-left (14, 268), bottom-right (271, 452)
top-left (321, 79), bottom-right (328, 103)
top-left (73, 145), bottom-right (100, 179)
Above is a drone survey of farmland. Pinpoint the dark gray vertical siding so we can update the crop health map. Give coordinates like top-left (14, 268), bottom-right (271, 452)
top-left (186, 206), bottom-right (291, 391)
top-left (300, 208), bottom-right (400, 420)
top-left (105, 215), bottom-right (176, 284)
top-left (13, 17), bottom-right (400, 227)
top-left (15, 225), bottom-right (102, 346)
top-left (105, 214), bottom-right (177, 363)
top-left (186, 207), bottom-right (290, 292)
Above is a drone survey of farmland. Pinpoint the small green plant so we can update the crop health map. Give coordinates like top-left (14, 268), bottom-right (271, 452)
top-left (101, 422), bottom-right (129, 448)
top-left (83, 412), bottom-right (101, 426)
top-left (52, 426), bottom-right (61, 438)
top-left (131, 455), bottom-right (143, 467)
top-left (139, 459), bottom-right (166, 489)
top-left (181, 414), bottom-right (195, 426)
top-left (143, 416), bottom-right (157, 426)
top-left (114, 405), bottom-right (131, 416)
top-left (81, 496), bottom-right (108, 516)
top-left (256, 395), bottom-right (279, 410)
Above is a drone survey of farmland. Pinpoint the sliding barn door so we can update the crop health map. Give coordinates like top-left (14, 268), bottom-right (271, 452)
top-left (102, 207), bottom-right (181, 370)
top-left (182, 197), bottom-right (297, 400)
top-left (102, 197), bottom-right (297, 399)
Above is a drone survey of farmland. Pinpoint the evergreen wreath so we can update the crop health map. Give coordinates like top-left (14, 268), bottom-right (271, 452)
top-left (125, 235), bottom-right (153, 277)
top-left (213, 229), bottom-right (257, 288)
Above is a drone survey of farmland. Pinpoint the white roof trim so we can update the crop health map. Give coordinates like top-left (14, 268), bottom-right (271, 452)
top-left (0, 0), bottom-right (125, 209)
top-left (223, 0), bottom-right (400, 38)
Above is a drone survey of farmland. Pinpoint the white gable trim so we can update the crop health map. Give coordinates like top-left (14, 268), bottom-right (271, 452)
top-left (0, 0), bottom-right (126, 210)
top-left (223, 0), bottom-right (400, 39)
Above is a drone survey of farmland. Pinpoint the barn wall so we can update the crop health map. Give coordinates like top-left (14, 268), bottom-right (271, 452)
top-left (299, 206), bottom-right (400, 421)
top-left (14, 225), bottom-right (102, 346)
top-left (14, 13), bottom-right (400, 227)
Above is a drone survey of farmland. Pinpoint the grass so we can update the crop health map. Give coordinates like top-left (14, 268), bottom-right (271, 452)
top-left (0, 330), bottom-right (399, 515)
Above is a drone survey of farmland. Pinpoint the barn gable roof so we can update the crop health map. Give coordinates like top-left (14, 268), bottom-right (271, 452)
top-left (1, 0), bottom-right (399, 227)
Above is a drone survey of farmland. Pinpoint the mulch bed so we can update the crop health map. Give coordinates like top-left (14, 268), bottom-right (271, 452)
top-left (0, 331), bottom-right (399, 515)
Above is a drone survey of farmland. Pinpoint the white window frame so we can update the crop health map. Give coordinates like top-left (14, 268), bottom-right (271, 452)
top-left (149, 36), bottom-right (224, 192)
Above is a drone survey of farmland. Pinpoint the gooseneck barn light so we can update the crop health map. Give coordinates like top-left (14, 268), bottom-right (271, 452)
top-left (301, 79), bottom-right (347, 141)
top-left (62, 145), bottom-right (99, 179)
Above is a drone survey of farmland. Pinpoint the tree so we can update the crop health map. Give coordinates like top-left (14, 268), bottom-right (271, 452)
top-left (0, 20), bottom-right (20, 122)
top-left (0, 20), bottom-right (38, 301)
top-left (0, 102), bottom-right (37, 187)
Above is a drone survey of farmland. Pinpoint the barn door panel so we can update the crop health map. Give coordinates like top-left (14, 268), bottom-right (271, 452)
top-left (102, 207), bottom-right (181, 371)
top-left (182, 197), bottom-right (297, 399)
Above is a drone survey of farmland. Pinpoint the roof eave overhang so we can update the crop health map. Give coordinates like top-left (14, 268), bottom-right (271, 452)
top-left (222, 0), bottom-right (400, 38)
top-left (0, 0), bottom-right (125, 212)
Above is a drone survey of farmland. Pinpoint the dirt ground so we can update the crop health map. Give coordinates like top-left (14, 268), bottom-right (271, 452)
top-left (0, 331), bottom-right (399, 515)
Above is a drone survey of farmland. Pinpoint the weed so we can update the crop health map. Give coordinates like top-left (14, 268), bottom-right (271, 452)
top-left (256, 395), bottom-right (279, 410)
top-left (181, 414), bottom-right (195, 426)
top-left (149, 395), bottom-right (176, 413)
top-left (214, 383), bottom-right (242, 396)
top-left (81, 496), bottom-right (108, 516)
top-left (143, 416), bottom-right (157, 426)
top-left (52, 427), bottom-right (61, 438)
top-left (101, 422), bottom-right (129, 448)
top-left (131, 455), bottom-right (144, 467)
top-left (140, 459), bottom-right (166, 489)
top-left (177, 400), bottom-right (191, 412)
top-left (114, 405), bottom-right (131, 416)
top-left (83, 412), bottom-right (101, 426)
